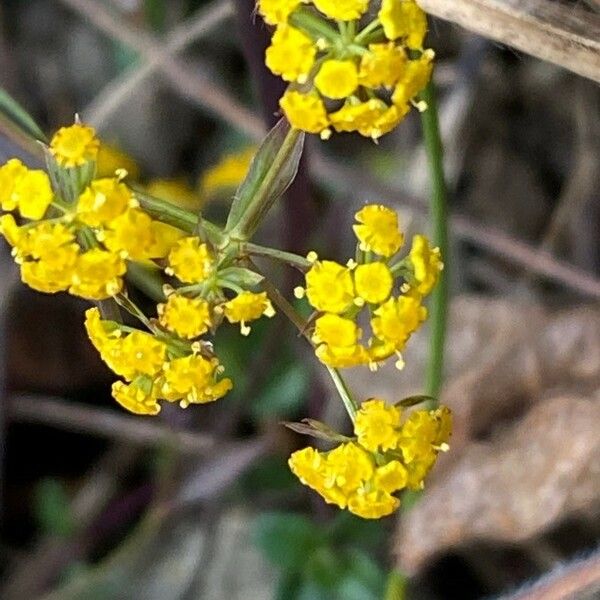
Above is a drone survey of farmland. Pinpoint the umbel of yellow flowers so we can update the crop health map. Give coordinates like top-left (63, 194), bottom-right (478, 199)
top-left (297, 204), bottom-right (442, 370)
top-left (0, 118), bottom-right (450, 519)
top-left (289, 399), bottom-right (451, 518)
top-left (259, 0), bottom-right (434, 139)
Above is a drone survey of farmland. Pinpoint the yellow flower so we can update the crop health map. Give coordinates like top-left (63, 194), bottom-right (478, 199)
top-left (359, 43), bottom-right (407, 88)
top-left (315, 60), bottom-right (359, 100)
top-left (373, 460), bottom-right (408, 493)
top-left (347, 490), bottom-right (399, 519)
top-left (326, 443), bottom-right (374, 494)
top-left (223, 291), bottom-right (275, 335)
top-left (112, 380), bottom-right (160, 416)
top-left (161, 354), bottom-right (233, 407)
top-left (20, 248), bottom-right (78, 294)
top-left (392, 51), bottom-right (434, 107)
top-left (353, 204), bottom-right (403, 257)
top-left (408, 234), bottom-right (442, 295)
top-left (0, 158), bottom-right (27, 211)
top-left (329, 99), bottom-right (385, 135)
top-left (70, 248), bottom-right (125, 300)
top-left (18, 223), bottom-right (79, 293)
top-left (96, 143), bottom-right (140, 179)
top-left (304, 260), bottom-right (355, 314)
top-left (312, 314), bottom-right (369, 367)
top-left (11, 169), bottom-right (54, 221)
top-left (121, 331), bottom-right (167, 377)
top-left (101, 208), bottom-right (155, 260)
top-left (146, 221), bottom-right (186, 259)
top-left (316, 343), bottom-right (370, 368)
top-left (49, 123), bottom-right (100, 168)
top-left (279, 91), bottom-right (330, 136)
top-left (398, 407), bottom-right (452, 468)
top-left (0, 214), bottom-right (25, 250)
top-left (77, 178), bottom-right (133, 227)
top-left (167, 237), bottom-right (214, 284)
top-left (371, 295), bottom-right (427, 349)
top-left (146, 178), bottom-right (202, 211)
top-left (159, 295), bottom-right (212, 339)
top-left (265, 25), bottom-right (316, 84)
top-left (312, 313), bottom-right (360, 347)
top-left (25, 222), bottom-right (76, 260)
top-left (288, 447), bottom-right (328, 494)
top-left (257, 0), bottom-right (301, 25)
top-left (354, 399), bottom-right (401, 452)
top-left (354, 262), bottom-right (393, 304)
top-left (312, 0), bottom-right (369, 21)
top-left (379, 0), bottom-right (428, 49)
top-left (198, 147), bottom-right (255, 199)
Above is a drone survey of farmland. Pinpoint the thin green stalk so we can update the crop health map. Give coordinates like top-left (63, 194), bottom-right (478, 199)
top-left (243, 242), bottom-right (311, 271)
top-left (420, 81), bottom-right (449, 402)
top-left (259, 275), bottom-right (358, 423)
top-left (134, 189), bottom-right (198, 233)
top-left (228, 127), bottom-right (302, 240)
top-left (325, 366), bottom-right (358, 423)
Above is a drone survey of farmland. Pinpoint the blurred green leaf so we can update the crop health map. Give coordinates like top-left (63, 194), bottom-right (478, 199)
top-left (34, 478), bottom-right (74, 538)
top-left (252, 362), bottom-right (309, 419)
top-left (283, 418), bottom-right (352, 443)
top-left (0, 87), bottom-right (47, 142)
top-left (328, 511), bottom-right (385, 551)
top-left (225, 118), bottom-right (304, 236)
top-left (252, 512), bottom-right (323, 572)
top-left (239, 456), bottom-right (297, 494)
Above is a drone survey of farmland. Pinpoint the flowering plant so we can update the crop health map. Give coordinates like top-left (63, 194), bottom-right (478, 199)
top-left (0, 0), bottom-right (450, 522)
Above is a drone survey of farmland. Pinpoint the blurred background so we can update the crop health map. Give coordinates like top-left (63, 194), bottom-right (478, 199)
top-left (0, 1), bottom-right (599, 599)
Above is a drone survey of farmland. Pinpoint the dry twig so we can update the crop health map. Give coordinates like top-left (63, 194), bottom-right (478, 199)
top-left (8, 394), bottom-right (216, 454)
top-left (418, 0), bottom-right (600, 83)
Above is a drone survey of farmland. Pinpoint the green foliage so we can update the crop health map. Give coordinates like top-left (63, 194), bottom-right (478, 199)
top-left (0, 87), bottom-right (47, 142)
top-left (253, 511), bottom-right (387, 600)
top-left (34, 478), bottom-right (75, 538)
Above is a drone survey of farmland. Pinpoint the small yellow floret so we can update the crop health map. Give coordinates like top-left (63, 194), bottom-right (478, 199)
top-left (50, 123), bottom-right (100, 168)
top-left (0, 159), bottom-right (28, 211)
top-left (112, 380), bottom-right (160, 416)
top-left (305, 260), bottom-right (355, 313)
top-left (355, 399), bottom-right (401, 452)
top-left (359, 43), bottom-right (407, 88)
top-left (77, 178), bottom-right (133, 227)
top-left (379, 0), bottom-right (427, 49)
top-left (11, 169), bottom-right (53, 221)
top-left (371, 295), bottom-right (427, 350)
top-left (121, 331), bottom-right (167, 378)
top-left (353, 204), bottom-right (403, 257)
top-left (348, 490), bottom-right (399, 519)
top-left (315, 60), bottom-right (359, 100)
top-left (159, 295), bottom-right (212, 339)
top-left (313, 0), bottom-right (369, 21)
top-left (167, 237), bottom-right (214, 284)
top-left (279, 91), bottom-right (330, 135)
top-left (392, 52), bottom-right (434, 107)
top-left (223, 291), bottom-right (275, 335)
top-left (70, 248), bottom-right (125, 300)
top-left (257, 0), bottom-right (301, 25)
top-left (312, 313), bottom-right (360, 347)
top-left (265, 25), bottom-right (316, 83)
top-left (408, 234), bottom-right (443, 295)
top-left (101, 208), bottom-right (155, 260)
top-left (354, 262), bottom-right (393, 304)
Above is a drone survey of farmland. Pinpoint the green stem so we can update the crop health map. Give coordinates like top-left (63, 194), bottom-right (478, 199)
top-left (419, 81), bottom-right (449, 402)
top-left (228, 127), bottom-right (302, 240)
top-left (134, 189), bottom-right (198, 233)
top-left (289, 8), bottom-right (339, 43)
top-left (243, 242), bottom-right (311, 271)
top-left (384, 570), bottom-right (407, 600)
top-left (325, 366), bottom-right (358, 422)
top-left (259, 274), bottom-right (358, 423)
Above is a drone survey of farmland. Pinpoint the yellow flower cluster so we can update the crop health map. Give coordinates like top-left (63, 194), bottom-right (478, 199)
top-left (259, 0), bottom-right (434, 139)
top-left (289, 399), bottom-right (451, 518)
top-left (162, 236), bottom-right (275, 337)
top-left (296, 204), bottom-right (442, 369)
top-left (84, 308), bottom-right (232, 414)
top-left (0, 124), bottom-right (184, 299)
